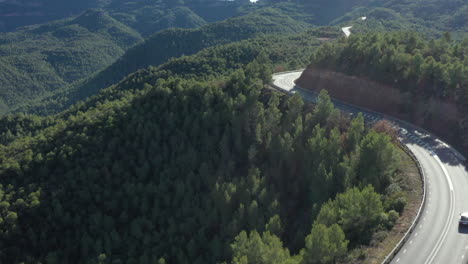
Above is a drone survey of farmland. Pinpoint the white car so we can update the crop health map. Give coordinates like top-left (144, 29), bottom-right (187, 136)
top-left (459, 212), bottom-right (468, 225)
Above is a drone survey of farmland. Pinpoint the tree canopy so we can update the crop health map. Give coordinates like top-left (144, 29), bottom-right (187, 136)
top-left (0, 54), bottom-right (407, 263)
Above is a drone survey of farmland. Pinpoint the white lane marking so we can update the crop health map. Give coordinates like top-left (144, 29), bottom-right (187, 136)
top-left (396, 258), bottom-right (400, 263)
top-left (423, 148), bottom-right (456, 263)
top-left (462, 255), bottom-right (465, 259)
top-left (272, 72), bottom-right (453, 264)
top-left (465, 246), bottom-right (468, 249)
top-left (410, 240), bottom-right (413, 245)
top-left (403, 249), bottom-right (407, 254)
top-left (433, 154), bottom-right (454, 191)
top-left (415, 232), bottom-right (418, 237)
top-left (424, 189), bottom-right (455, 264)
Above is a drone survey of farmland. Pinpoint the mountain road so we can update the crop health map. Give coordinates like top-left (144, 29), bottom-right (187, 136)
top-left (271, 70), bottom-right (468, 264)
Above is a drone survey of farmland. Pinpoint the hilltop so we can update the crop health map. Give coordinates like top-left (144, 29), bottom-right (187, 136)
top-left (8, 8), bottom-right (313, 114)
top-left (0, 9), bottom-right (143, 114)
top-left (0, 38), bottom-right (409, 264)
top-left (0, 0), bottom-right (245, 33)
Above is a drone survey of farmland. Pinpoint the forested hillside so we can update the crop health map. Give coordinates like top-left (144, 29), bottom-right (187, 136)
top-left (0, 26), bottom-right (337, 145)
top-left (0, 49), bottom-right (409, 263)
top-left (331, 0), bottom-right (468, 38)
top-left (0, 0), bottom-right (104, 32)
top-left (0, 9), bottom-right (143, 114)
top-left (3, 0), bottom-right (467, 115)
top-left (241, 0), bottom-right (375, 25)
top-left (0, 7), bottom-right (315, 114)
top-left (0, 26), bottom-right (333, 147)
top-left (0, 0), bottom-right (242, 33)
top-left (304, 32), bottom-right (468, 153)
top-left (71, 7), bottom-right (310, 97)
top-left (373, 0), bottom-right (467, 33)
top-left (110, 6), bottom-right (207, 37)
top-left (0, 0), bottom-right (375, 33)
top-left (11, 10), bottom-right (318, 115)
top-left (0, 0), bottom-right (261, 114)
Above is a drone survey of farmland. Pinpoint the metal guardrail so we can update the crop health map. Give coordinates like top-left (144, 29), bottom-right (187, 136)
top-left (382, 142), bottom-right (426, 264)
top-left (273, 72), bottom-right (466, 162)
top-left (269, 72), bottom-right (428, 264)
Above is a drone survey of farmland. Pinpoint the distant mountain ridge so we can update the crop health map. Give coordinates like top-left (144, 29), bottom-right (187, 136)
top-left (330, 0), bottom-right (468, 37)
top-left (0, 0), bottom-right (244, 33)
top-left (16, 8), bottom-right (312, 114)
top-left (0, 9), bottom-right (143, 114)
top-left (1, 0), bottom-right (467, 115)
top-left (0, 0), bottom-right (263, 114)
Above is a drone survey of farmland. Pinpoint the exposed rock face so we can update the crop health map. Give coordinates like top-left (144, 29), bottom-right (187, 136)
top-left (296, 66), bottom-right (461, 147)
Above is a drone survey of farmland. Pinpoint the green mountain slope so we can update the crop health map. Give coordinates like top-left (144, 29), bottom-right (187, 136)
top-left (0, 9), bottom-right (143, 114)
top-left (330, 0), bottom-right (468, 38)
top-left (0, 0), bottom-right (245, 33)
top-left (0, 1), bottom-right (463, 263)
top-left (109, 5), bottom-right (208, 36)
top-left (0, 49), bottom-right (405, 264)
top-left (15, 8), bottom-right (312, 114)
top-left (0, 0), bottom-right (105, 32)
top-left (379, 0), bottom-right (467, 32)
top-left (306, 32), bottom-right (468, 153)
top-left (4, 0), bottom-right (466, 116)
top-left (0, 25), bottom-right (337, 145)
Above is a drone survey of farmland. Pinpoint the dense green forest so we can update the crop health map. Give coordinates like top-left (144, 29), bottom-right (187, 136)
top-left (11, 18), bottom-right (331, 115)
top-left (330, 0), bottom-right (467, 37)
top-left (0, 0), bottom-right (465, 263)
top-left (1, 26), bottom-right (339, 142)
top-left (0, 50), bottom-right (409, 263)
top-left (0, 0), bottom-right (240, 33)
top-left (63, 7), bottom-right (311, 101)
top-left (0, 7), bottom-right (313, 115)
top-left (0, 0), bottom-right (262, 114)
top-left (309, 32), bottom-right (468, 152)
top-left (0, 0), bottom-right (374, 33)
top-left (0, 9), bottom-right (143, 115)
top-left (2, 0), bottom-right (467, 115)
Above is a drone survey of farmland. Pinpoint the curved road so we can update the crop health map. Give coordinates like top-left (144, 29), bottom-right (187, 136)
top-left (342, 26), bottom-right (353, 37)
top-left (272, 71), bottom-right (468, 264)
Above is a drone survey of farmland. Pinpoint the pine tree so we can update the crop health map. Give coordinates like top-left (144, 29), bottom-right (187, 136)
top-left (312, 90), bottom-right (334, 126)
top-left (302, 224), bottom-right (348, 264)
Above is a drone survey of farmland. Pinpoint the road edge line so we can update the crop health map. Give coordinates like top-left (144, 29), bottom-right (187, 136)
top-left (269, 71), bottom-right (427, 264)
top-left (381, 144), bottom-right (426, 264)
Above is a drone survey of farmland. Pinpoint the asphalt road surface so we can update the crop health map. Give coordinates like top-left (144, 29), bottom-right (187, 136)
top-left (342, 26), bottom-right (353, 37)
top-left (272, 71), bottom-right (468, 264)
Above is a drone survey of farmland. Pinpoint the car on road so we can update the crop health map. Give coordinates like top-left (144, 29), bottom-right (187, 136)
top-left (459, 213), bottom-right (468, 225)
